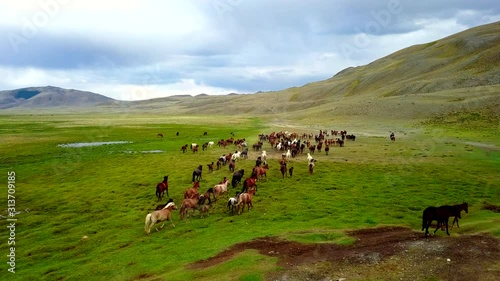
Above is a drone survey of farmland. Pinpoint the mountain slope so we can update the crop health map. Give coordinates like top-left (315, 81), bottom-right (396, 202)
top-left (0, 86), bottom-right (114, 109)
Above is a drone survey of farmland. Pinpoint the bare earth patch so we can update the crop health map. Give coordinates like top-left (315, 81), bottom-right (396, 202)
top-left (190, 226), bottom-right (500, 281)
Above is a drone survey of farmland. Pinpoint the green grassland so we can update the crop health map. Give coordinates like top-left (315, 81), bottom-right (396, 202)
top-left (0, 112), bottom-right (499, 281)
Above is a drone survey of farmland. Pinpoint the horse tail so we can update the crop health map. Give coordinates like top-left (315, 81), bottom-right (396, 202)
top-left (145, 213), bottom-right (152, 233)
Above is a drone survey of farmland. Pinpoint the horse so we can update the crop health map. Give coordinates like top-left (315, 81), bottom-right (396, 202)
top-left (253, 164), bottom-right (268, 181)
top-left (325, 145), bottom-right (330, 155)
top-left (181, 144), bottom-right (188, 153)
top-left (450, 202), bottom-right (469, 229)
top-left (144, 202), bottom-right (177, 234)
top-left (192, 165), bottom-right (203, 182)
top-left (285, 149), bottom-right (291, 160)
top-left (227, 192), bottom-right (240, 215)
top-left (213, 178), bottom-right (230, 200)
top-left (390, 133), bottom-right (395, 142)
top-left (184, 182), bottom-right (200, 199)
top-left (157, 133), bottom-right (163, 138)
top-left (203, 188), bottom-right (215, 204)
top-left (229, 160), bottom-right (236, 172)
top-left (207, 162), bottom-right (214, 173)
top-left (242, 175), bottom-right (257, 193)
top-left (237, 187), bottom-right (256, 214)
top-left (179, 198), bottom-right (199, 219)
top-left (216, 159), bottom-right (222, 170)
top-left (289, 166), bottom-right (294, 177)
top-left (422, 202), bottom-right (468, 237)
top-left (280, 163), bottom-right (287, 178)
top-left (156, 175), bottom-right (169, 201)
top-left (232, 169), bottom-right (244, 187)
top-left (309, 162), bottom-right (314, 175)
top-left (261, 150), bottom-right (267, 161)
top-left (307, 153), bottom-right (314, 162)
top-left (208, 141), bottom-right (214, 148)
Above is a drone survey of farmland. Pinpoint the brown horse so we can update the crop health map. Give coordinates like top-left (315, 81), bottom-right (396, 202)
top-left (145, 202), bottom-right (177, 234)
top-left (242, 174), bottom-right (258, 193)
top-left (184, 182), bottom-right (200, 199)
top-left (181, 144), bottom-right (188, 153)
top-left (156, 175), bottom-right (169, 201)
top-left (238, 187), bottom-right (256, 214)
top-left (157, 133), bottom-right (163, 138)
top-left (179, 198), bottom-right (199, 219)
top-left (253, 163), bottom-right (269, 181)
top-left (280, 163), bottom-right (287, 178)
top-left (207, 162), bottom-right (214, 173)
top-left (309, 162), bottom-right (314, 175)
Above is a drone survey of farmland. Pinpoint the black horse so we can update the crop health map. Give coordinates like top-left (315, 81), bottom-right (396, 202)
top-left (192, 165), bottom-right (203, 182)
top-left (155, 198), bottom-right (173, 210)
top-left (231, 169), bottom-right (245, 187)
top-left (422, 202), bottom-right (468, 237)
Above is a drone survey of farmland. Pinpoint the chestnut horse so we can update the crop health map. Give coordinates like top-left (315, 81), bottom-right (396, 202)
top-left (253, 164), bottom-right (269, 181)
top-left (242, 174), bottom-right (257, 193)
top-left (184, 182), bottom-right (200, 199)
top-left (144, 202), bottom-right (177, 234)
top-left (238, 187), bottom-right (256, 214)
top-left (156, 176), bottom-right (169, 201)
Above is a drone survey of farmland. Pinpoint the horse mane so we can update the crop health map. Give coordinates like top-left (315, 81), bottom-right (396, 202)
top-left (163, 202), bottom-right (175, 209)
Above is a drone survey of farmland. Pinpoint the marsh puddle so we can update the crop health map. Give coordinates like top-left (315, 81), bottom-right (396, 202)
top-left (141, 150), bottom-right (164, 153)
top-left (58, 141), bottom-right (132, 148)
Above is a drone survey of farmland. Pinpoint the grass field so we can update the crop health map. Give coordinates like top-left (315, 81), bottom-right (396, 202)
top-left (0, 112), bottom-right (498, 280)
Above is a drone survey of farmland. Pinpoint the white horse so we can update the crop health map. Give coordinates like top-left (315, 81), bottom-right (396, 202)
top-left (208, 141), bottom-right (214, 148)
top-left (285, 149), bottom-right (291, 160)
top-left (261, 150), bottom-right (267, 161)
top-left (144, 202), bottom-right (177, 234)
top-left (227, 193), bottom-right (240, 215)
top-left (307, 153), bottom-right (314, 162)
top-left (232, 151), bottom-right (241, 161)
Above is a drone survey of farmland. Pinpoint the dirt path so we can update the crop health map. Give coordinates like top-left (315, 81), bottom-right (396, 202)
top-left (191, 226), bottom-right (500, 281)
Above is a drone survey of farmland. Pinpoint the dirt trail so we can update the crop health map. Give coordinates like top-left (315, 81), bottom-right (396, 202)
top-left (190, 226), bottom-right (500, 281)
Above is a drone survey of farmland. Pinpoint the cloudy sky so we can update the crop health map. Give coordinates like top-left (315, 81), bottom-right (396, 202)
top-left (0, 0), bottom-right (499, 100)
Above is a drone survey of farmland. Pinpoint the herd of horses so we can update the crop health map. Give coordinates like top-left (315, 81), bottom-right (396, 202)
top-left (146, 130), bottom-right (470, 238)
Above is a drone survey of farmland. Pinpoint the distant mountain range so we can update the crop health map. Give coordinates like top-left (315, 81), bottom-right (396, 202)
top-left (0, 86), bottom-right (114, 109)
top-left (1, 21), bottom-right (499, 120)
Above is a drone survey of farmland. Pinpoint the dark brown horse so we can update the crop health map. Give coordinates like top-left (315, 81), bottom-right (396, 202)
top-left (156, 176), bottom-right (169, 201)
top-left (422, 202), bottom-right (468, 237)
top-left (280, 163), bottom-right (287, 178)
top-left (181, 144), bottom-right (188, 153)
top-left (192, 165), bottom-right (203, 182)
